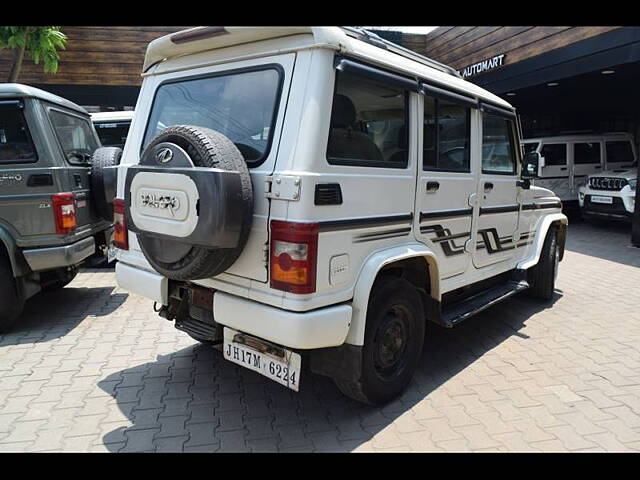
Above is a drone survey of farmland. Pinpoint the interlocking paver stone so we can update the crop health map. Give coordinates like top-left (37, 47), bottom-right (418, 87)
top-left (0, 222), bottom-right (639, 451)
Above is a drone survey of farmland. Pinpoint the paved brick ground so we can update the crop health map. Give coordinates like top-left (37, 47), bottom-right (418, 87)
top-left (1, 219), bottom-right (640, 452)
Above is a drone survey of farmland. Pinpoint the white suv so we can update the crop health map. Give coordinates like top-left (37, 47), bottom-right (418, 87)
top-left (108, 27), bottom-right (568, 405)
top-left (578, 163), bottom-right (637, 221)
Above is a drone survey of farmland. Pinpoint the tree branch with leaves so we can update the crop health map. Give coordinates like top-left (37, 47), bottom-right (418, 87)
top-left (0, 26), bottom-right (67, 82)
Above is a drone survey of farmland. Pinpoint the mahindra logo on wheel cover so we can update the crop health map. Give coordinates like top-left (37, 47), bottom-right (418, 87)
top-left (155, 147), bottom-right (174, 164)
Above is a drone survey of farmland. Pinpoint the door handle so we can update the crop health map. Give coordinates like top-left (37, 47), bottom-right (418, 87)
top-left (426, 181), bottom-right (440, 193)
top-left (560, 167), bottom-right (567, 171)
top-left (484, 182), bottom-right (494, 192)
top-left (594, 166), bottom-right (602, 169)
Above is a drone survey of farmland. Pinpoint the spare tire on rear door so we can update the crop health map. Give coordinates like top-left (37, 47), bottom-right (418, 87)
top-left (124, 125), bottom-right (253, 281)
top-left (91, 146), bottom-right (123, 221)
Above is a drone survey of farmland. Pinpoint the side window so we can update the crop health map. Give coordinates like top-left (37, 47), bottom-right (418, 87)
top-left (49, 110), bottom-right (100, 164)
top-left (540, 143), bottom-right (567, 166)
top-left (523, 142), bottom-right (539, 155)
top-left (606, 141), bottom-right (635, 164)
top-left (327, 71), bottom-right (408, 168)
top-left (574, 142), bottom-right (601, 165)
top-left (482, 113), bottom-right (517, 175)
top-left (423, 96), bottom-right (471, 172)
top-left (0, 105), bottom-right (37, 164)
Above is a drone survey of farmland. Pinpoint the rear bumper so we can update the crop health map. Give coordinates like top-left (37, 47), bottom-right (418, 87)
top-left (115, 261), bottom-right (352, 350)
top-left (22, 236), bottom-right (95, 272)
top-left (213, 291), bottom-right (352, 350)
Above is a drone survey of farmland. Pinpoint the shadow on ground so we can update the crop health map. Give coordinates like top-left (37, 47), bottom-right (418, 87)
top-left (565, 218), bottom-right (640, 267)
top-left (0, 285), bottom-right (128, 347)
top-left (98, 290), bottom-right (561, 452)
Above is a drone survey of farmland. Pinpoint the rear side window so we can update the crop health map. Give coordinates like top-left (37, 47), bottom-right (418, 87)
top-left (482, 113), bottom-right (517, 175)
top-left (94, 121), bottom-right (131, 149)
top-left (327, 71), bottom-right (408, 168)
top-left (574, 142), bottom-right (601, 165)
top-left (423, 96), bottom-right (471, 172)
top-left (0, 105), bottom-right (37, 164)
top-left (540, 143), bottom-right (567, 166)
top-left (143, 67), bottom-right (282, 167)
top-left (606, 140), bottom-right (635, 164)
top-left (49, 110), bottom-right (100, 164)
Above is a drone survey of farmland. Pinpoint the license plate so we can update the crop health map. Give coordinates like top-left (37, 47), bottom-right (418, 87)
top-left (223, 328), bottom-right (301, 391)
top-left (591, 195), bottom-right (613, 204)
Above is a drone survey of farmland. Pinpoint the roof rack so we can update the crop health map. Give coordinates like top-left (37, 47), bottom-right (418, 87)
top-left (340, 27), bottom-right (461, 78)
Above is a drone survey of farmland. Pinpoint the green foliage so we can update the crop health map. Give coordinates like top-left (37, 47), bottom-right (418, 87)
top-left (0, 26), bottom-right (67, 76)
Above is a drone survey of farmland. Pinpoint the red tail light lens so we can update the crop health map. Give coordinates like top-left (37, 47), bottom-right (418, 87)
top-left (51, 193), bottom-right (77, 234)
top-left (270, 220), bottom-right (319, 294)
top-left (113, 198), bottom-right (129, 250)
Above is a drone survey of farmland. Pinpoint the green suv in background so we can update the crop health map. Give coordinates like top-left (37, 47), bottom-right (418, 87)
top-left (0, 84), bottom-right (121, 332)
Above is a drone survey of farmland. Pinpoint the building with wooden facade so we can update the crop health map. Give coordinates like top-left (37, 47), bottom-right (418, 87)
top-left (0, 26), bottom-right (190, 111)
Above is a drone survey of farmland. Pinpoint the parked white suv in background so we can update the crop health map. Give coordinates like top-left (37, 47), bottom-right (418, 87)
top-left (107, 26), bottom-right (568, 405)
top-left (578, 163), bottom-right (637, 221)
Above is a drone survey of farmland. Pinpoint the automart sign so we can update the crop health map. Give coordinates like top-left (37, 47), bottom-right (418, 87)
top-left (458, 54), bottom-right (506, 79)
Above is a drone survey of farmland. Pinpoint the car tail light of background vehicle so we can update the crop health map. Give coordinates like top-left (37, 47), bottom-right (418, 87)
top-left (113, 198), bottom-right (129, 250)
top-left (270, 220), bottom-right (318, 294)
top-left (51, 193), bottom-right (77, 234)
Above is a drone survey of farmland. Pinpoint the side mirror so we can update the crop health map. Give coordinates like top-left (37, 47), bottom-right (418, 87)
top-left (522, 151), bottom-right (540, 179)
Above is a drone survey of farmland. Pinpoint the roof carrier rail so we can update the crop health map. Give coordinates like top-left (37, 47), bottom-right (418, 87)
top-left (341, 27), bottom-right (461, 78)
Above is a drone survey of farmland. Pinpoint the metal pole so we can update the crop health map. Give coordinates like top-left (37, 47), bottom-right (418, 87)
top-left (632, 167), bottom-right (640, 247)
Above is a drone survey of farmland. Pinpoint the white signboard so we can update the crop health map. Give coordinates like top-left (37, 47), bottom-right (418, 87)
top-left (458, 54), bottom-right (506, 79)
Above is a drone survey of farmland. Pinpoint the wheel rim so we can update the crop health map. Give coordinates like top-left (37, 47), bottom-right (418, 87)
top-left (372, 304), bottom-right (412, 381)
top-left (553, 242), bottom-right (560, 282)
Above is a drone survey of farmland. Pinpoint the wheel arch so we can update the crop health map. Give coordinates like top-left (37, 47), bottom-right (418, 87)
top-left (345, 243), bottom-right (440, 346)
top-left (0, 226), bottom-right (29, 277)
top-left (517, 213), bottom-right (568, 271)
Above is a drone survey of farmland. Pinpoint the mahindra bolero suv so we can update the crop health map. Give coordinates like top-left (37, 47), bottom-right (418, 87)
top-left (0, 84), bottom-right (121, 332)
top-left (108, 27), bottom-right (568, 405)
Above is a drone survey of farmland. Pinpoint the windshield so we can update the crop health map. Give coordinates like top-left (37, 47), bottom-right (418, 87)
top-left (143, 67), bottom-right (282, 166)
top-left (49, 110), bottom-right (100, 164)
top-left (94, 121), bottom-right (131, 149)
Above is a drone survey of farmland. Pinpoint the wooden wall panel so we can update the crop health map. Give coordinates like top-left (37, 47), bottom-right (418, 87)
top-left (418, 26), bottom-right (622, 72)
top-left (0, 26), bottom-right (192, 86)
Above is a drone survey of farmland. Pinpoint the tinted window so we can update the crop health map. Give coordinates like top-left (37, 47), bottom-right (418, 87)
top-left (423, 96), bottom-right (470, 172)
top-left (574, 142), bottom-right (601, 165)
top-left (94, 121), bottom-right (131, 149)
top-left (0, 105), bottom-right (36, 164)
top-left (144, 68), bottom-right (282, 166)
top-left (540, 143), bottom-right (567, 166)
top-left (49, 110), bottom-right (99, 164)
top-left (523, 142), bottom-right (539, 155)
top-left (482, 113), bottom-right (516, 174)
top-left (606, 141), bottom-right (635, 164)
top-left (327, 71), bottom-right (408, 168)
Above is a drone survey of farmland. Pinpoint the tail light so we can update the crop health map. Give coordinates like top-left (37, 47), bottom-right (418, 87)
top-left (270, 220), bottom-right (319, 294)
top-left (113, 198), bottom-right (129, 250)
top-left (51, 193), bottom-right (77, 234)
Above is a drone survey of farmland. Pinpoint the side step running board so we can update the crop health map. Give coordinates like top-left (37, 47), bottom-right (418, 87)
top-left (440, 280), bottom-right (529, 328)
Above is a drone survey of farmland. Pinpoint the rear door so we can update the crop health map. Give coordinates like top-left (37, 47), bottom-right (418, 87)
top-left (473, 108), bottom-right (521, 269)
top-left (136, 53), bottom-right (297, 282)
top-left (415, 89), bottom-right (477, 280)
top-left (0, 99), bottom-right (56, 239)
top-left (573, 140), bottom-right (603, 184)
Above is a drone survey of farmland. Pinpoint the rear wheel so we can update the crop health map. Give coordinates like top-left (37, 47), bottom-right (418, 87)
top-left (0, 258), bottom-right (25, 333)
top-left (528, 225), bottom-right (559, 300)
top-left (335, 277), bottom-right (425, 405)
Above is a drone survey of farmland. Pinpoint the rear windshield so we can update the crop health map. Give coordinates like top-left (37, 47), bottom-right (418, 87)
top-left (0, 103), bottom-right (37, 164)
top-left (523, 142), bottom-right (539, 154)
top-left (49, 110), bottom-right (100, 164)
top-left (142, 67), bottom-right (282, 167)
top-left (94, 121), bottom-right (131, 149)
